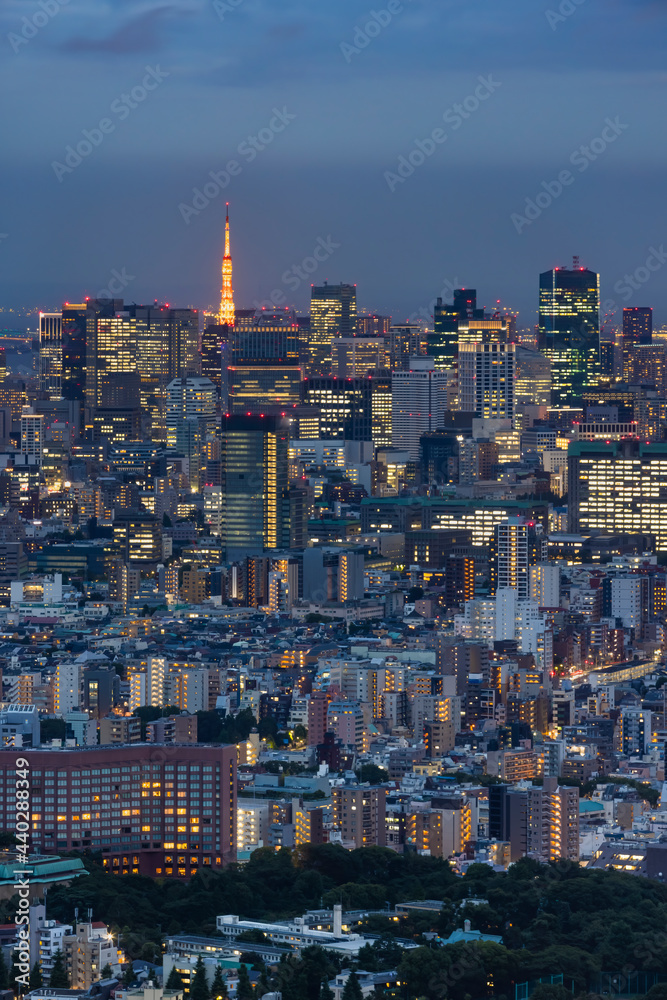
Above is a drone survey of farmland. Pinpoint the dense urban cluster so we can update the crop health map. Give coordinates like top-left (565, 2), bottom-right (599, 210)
top-left (1, 237), bottom-right (667, 998)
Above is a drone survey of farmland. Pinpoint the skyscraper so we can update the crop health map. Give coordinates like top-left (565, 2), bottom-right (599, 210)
top-left (429, 289), bottom-right (484, 369)
top-left (225, 310), bottom-right (302, 413)
top-left (538, 262), bottom-right (600, 405)
top-left (61, 302), bottom-right (88, 405)
top-left (391, 357), bottom-right (448, 461)
top-left (623, 306), bottom-right (653, 378)
top-left (458, 341), bottom-right (515, 420)
top-left (39, 312), bottom-right (62, 399)
top-left (221, 414), bottom-right (290, 558)
top-left (309, 282), bottom-right (357, 376)
top-left (218, 204), bottom-right (234, 326)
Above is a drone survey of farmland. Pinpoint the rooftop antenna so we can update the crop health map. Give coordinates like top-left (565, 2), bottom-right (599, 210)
top-left (573, 255), bottom-right (580, 269)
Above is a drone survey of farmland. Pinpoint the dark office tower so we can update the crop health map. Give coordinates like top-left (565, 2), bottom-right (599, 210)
top-left (428, 289), bottom-right (483, 369)
top-left (61, 302), bottom-right (89, 403)
top-left (225, 311), bottom-right (302, 413)
top-left (599, 338), bottom-right (616, 383)
top-left (221, 414), bottom-right (290, 559)
top-left (357, 315), bottom-right (391, 336)
top-left (231, 310), bottom-right (299, 363)
top-left (623, 307), bottom-right (653, 378)
top-left (623, 307), bottom-right (653, 344)
top-left (302, 377), bottom-right (372, 440)
top-left (538, 262), bottom-right (600, 405)
top-left (308, 282), bottom-right (357, 376)
top-left (201, 322), bottom-right (229, 392)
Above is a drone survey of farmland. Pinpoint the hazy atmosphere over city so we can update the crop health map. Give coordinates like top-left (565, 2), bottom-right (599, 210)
top-left (2, 0), bottom-right (667, 319)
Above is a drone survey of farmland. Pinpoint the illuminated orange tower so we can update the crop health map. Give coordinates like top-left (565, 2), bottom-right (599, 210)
top-left (218, 203), bottom-right (235, 326)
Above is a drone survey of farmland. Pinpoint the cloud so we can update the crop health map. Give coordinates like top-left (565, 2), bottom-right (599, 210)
top-left (60, 5), bottom-right (172, 53)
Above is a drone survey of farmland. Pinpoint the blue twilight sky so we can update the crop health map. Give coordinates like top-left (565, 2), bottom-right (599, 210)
top-left (1, 0), bottom-right (666, 328)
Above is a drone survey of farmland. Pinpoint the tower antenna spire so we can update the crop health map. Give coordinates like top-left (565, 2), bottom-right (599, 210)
top-left (219, 202), bottom-right (235, 325)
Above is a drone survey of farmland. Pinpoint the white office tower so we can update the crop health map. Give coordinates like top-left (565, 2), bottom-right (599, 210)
top-left (391, 356), bottom-right (447, 460)
top-left (458, 341), bottom-right (515, 420)
top-left (529, 562), bottom-right (560, 608)
top-left (21, 408), bottom-right (44, 463)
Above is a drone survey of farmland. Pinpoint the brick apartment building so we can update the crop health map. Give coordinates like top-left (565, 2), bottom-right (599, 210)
top-left (0, 743), bottom-right (236, 878)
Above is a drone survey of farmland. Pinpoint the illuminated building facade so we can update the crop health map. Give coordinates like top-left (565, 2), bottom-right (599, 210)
top-left (221, 413), bottom-right (290, 559)
top-left (623, 306), bottom-right (653, 377)
top-left (489, 517), bottom-right (547, 599)
top-left (303, 377), bottom-right (372, 440)
top-left (458, 341), bottom-right (515, 420)
top-left (331, 337), bottom-right (386, 377)
top-left (428, 288), bottom-right (483, 369)
top-left (568, 439), bottom-right (667, 550)
top-left (39, 312), bottom-right (62, 398)
top-left (539, 264), bottom-right (600, 405)
top-left (0, 745), bottom-right (236, 877)
top-left (391, 358), bottom-right (448, 460)
top-left (309, 282), bottom-right (357, 376)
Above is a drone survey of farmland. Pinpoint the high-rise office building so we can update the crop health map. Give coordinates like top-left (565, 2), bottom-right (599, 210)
top-left (623, 306), bottom-right (652, 345)
top-left (221, 414), bottom-right (290, 558)
top-left (490, 517), bottom-right (548, 599)
top-left (39, 312), bottom-right (62, 399)
top-left (20, 408), bottom-right (44, 463)
top-left (392, 358), bottom-right (448, 461)
top-left (225, 311), bottom-right (302, 412)
top-left (132, 304), bottom-right (200, 441)
top-left (218, 204), bottom-right (235, 325)
top-left (428, 289), bottom-right (484, 369)
top-left (309, 282), bottom-right (357, 376)
top-left (201, 322), bottom-right (228, 391)
top-left (538, 262), bottom-right (600, 405)
top-left (357, 314), bottom-right (391, 337)
top-left (331, 337), bottom-right (386, 377)
top-left (625, 343), bottom-right (667, 393)
top-left (568, 439), bottom-right (667, 549)
top-left (387, 324), bottom-right (423, 370)
top-left (166, 377), bottom-right (217, 445)
top-left (61, 302), bottom-right (89, 406)
top-left (458, 342), bottom-right (515, 420)
top-left (303, 377), bottom-right (373, 440)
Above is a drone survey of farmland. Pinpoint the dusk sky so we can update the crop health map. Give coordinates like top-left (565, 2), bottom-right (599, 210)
top-left (2, 0), bottom-right (666, 328)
